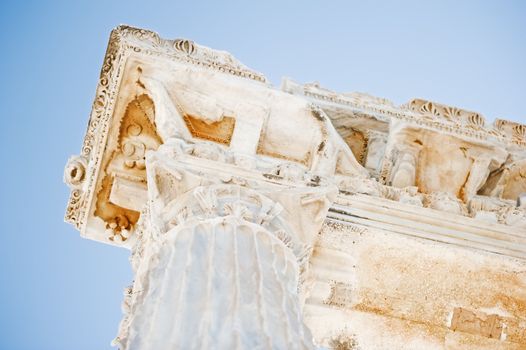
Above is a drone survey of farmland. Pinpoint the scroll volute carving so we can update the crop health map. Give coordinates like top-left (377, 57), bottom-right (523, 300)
top-left (95, 94), bottom-right (162, 241)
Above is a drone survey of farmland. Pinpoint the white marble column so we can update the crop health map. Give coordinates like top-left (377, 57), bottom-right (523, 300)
top-left (111, 141), bottom-right (336, 349)
top-left (123, 215), bottom-right (314, 350)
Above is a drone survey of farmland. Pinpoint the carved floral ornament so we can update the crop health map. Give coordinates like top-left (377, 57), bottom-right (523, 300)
top-left (286, 79), bottom-right (526, 146)
top-left (157, 184), bottom-right (303, 254)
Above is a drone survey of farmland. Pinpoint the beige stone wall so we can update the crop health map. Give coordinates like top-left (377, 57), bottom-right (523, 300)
top-left (305, 221), bottom-right (526, 350)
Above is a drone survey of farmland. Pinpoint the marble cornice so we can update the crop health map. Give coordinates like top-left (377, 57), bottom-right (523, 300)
top-left (329, 193), bottom-right (526, 260)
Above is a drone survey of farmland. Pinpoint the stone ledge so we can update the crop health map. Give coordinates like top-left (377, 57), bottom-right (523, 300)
top-left (329, 193), bottom-right (526, 259)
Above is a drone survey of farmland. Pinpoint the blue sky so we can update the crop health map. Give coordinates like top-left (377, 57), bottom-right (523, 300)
top-left (0, 1), bottom-right (525, 349)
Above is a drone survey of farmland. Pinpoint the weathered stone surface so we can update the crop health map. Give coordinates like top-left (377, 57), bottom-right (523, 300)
top-left (305, 222), bottom-right (526, 349)
top-left (63, 26), bottom-right (526, 349)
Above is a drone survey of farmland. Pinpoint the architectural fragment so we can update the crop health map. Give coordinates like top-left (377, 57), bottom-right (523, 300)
top-left (64, 26), bottom-right (526, 349)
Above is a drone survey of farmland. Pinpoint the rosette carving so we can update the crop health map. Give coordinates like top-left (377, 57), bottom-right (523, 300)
top-left (64, 155), bottom-right (88, 189)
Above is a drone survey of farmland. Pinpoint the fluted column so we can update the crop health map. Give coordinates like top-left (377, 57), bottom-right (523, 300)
top-left (111, 140), bottom-right (336, 350)
top-left (124, 215), bottom-right (314, 349)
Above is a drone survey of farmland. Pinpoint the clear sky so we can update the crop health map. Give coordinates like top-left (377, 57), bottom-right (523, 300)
top-left (0, 1), bottom-right (525, 349)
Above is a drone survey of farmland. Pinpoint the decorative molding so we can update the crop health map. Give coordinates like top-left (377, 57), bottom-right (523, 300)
top-left (330, 193), bottom-right (526, 259)
top-left (64, 25), bottom-right (267, 230)
top-left (334, 171), bottom-right (526, 230)
top-left (282, 78), bottom-right (526, 147)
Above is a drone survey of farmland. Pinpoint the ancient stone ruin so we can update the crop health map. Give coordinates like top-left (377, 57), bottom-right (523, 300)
top-left (64, 26), bottom-right (526, 349)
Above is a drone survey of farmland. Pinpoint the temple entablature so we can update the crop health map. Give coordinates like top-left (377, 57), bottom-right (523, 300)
top-left (282, 78), bottom-right (526, 231)
top-left (63, 26), bottom-right (526, 350)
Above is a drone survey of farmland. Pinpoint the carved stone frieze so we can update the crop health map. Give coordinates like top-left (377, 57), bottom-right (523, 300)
top-left (283, 78), bottom-right (526, 147)
top-left (389, 142), bottom-right (423, 189)
top-left (282, 79), bottom-right (526, 217)
top-left (406, 98), bottom-right (487, 131)
top-left (336, 176), bottom-right (383, 197)
top-left (65, 26), bottom-right (526, 244)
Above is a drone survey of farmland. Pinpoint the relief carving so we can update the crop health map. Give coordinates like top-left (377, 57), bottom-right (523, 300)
top-left (389, 143), bottom-right (422, 189)
top-left (460, 156), bottom-right (492, 202)
top-left (95, 94), bottom-right (162, 240)
top-left (502, 160), bottom-right (526, 201)
top-left (494, 119), bottom-right (526, 145)
top-left (382, 186), bottom-right (424, 206)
